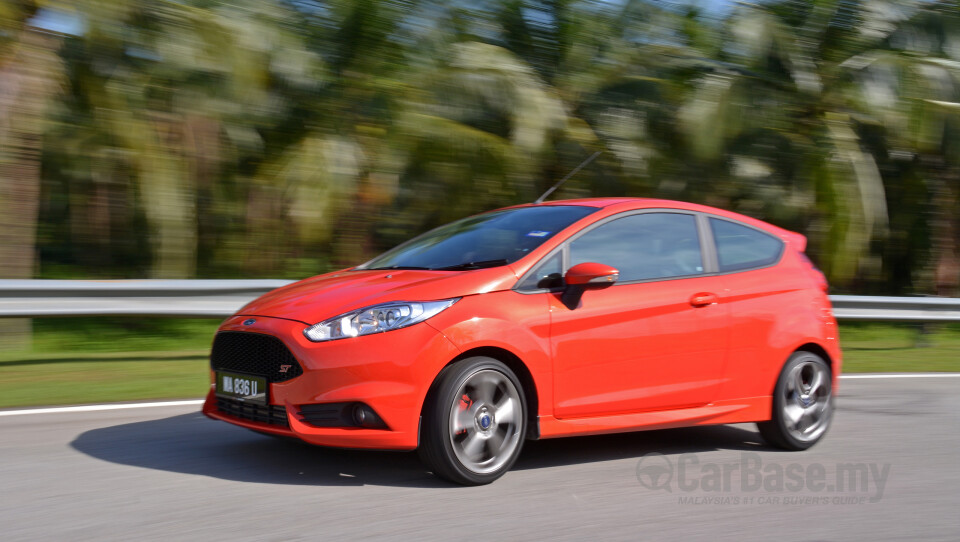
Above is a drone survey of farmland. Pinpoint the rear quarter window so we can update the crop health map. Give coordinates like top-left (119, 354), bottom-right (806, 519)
top-left (709, 218), bottom-right (784, 272)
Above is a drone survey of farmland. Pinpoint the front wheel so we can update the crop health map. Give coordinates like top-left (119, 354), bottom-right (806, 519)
top-left (758, 351), bottom-right (834, 450)
top-left (418, 357), bottom-right (527, 485)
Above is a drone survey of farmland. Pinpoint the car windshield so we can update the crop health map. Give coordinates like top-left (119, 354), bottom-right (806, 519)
top-left (360, 205), bottom-right (597, 271)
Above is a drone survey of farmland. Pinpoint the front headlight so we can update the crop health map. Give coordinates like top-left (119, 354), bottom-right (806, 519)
top-left (303, 298), bottom-right (460, 342)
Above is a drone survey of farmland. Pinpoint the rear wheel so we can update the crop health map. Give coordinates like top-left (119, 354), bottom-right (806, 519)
top-left (758, 351), bottom-right (834, 450)
top-left (419, 357), bottom-right (526, 485)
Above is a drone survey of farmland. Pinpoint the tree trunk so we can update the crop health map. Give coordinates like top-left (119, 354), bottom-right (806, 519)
top-left (138, 114), bottom-right (197, 278)
top-left (932, 179), bottom-right (959, 298)
top-left (0, 29), bottom-right (61, 349)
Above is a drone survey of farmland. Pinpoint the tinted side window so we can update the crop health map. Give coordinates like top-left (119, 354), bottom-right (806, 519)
top-left (710, 218), bottom-right (783, 272)
top-left (569, 213), bottom-right (703, 282)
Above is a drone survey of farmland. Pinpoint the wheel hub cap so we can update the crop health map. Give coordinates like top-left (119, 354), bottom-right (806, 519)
top-left (478, 410), bottom-right (492, 430)
top-left (448, 368), bottom-right (523, 475)
top-left (782, 359), bottom-right (833, 443)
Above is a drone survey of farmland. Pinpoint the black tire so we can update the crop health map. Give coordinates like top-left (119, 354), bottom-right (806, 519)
top-left (418, 357), bottom-right (527, 485)
top-left (758, 351), bottom-right (834, 450)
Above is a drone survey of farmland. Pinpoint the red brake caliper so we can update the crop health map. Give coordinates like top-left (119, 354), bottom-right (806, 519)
top-left (456, 394), bottom-right (473, 435)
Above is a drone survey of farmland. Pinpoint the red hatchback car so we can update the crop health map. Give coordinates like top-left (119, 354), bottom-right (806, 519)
top-left (203, 198), bottom-right (840, 485)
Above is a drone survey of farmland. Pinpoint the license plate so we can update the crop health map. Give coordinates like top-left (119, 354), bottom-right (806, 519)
top-left (215, 371), bottom-right (267, 405)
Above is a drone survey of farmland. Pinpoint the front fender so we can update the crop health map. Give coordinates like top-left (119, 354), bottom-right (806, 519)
top-left (426, 291), bottom-right (554, 417)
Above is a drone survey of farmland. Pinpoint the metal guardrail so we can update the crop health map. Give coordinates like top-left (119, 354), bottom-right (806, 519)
top-left (0, 280), bottom-right (959, 321)
top-left (0, 279), bottom-right (294, 318)
top-left (828, 295), bottom-right (960, 322)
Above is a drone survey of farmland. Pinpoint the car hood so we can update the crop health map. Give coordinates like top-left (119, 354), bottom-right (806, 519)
top-left (236, 266), bottom-right (519, 324)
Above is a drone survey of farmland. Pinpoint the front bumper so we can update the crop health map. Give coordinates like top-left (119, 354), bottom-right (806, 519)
top-left (202, 314), bottom-right (461, 450)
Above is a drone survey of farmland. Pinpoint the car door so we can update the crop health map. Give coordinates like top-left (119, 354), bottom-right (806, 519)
top-left (549, 211), bottom-right (729, 419)
top-left (704, 216), bottom-right (804, 401)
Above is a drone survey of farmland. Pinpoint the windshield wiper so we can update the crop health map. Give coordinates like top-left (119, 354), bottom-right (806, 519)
top-left (365, 265), bottom-right (432, 270)
top-left (434, 259), bottom-right (509, 271)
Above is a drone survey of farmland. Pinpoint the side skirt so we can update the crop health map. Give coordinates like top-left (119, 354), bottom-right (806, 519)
top-left (537, 396), bottom-right (771, 439)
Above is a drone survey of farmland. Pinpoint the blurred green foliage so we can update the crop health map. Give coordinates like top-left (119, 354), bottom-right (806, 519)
top-left (1, 0), bottom-right (959, 295)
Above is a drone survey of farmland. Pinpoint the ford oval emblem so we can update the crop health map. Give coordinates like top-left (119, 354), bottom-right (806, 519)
top-left (242, 319), bottom-right (256, 326)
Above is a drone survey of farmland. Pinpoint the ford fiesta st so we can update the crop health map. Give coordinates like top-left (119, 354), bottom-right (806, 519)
top-left (203, 198), bottom-right (841, 485)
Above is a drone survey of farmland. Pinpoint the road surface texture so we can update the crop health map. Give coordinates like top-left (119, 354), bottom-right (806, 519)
top-left (1, 377), bottom-right (957, 541)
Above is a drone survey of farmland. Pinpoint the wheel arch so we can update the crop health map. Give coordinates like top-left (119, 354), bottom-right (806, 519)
top-left (795, 342), bottom-right (833, 372)
top-left (782, 342), bottom-right (838, 395)
top-left (420, 346), bottom-right (541, 443)
top-left (758, 343), bottom-right (836, 450)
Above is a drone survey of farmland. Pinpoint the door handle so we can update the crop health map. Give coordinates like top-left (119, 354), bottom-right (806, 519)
top-left (690, 292), bottom-right (719, 307)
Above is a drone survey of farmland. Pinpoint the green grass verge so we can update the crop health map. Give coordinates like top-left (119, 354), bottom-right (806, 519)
top-left (0, 318), bottom-right (218, 408)
top-left (0, 320), bottom-right (957, 409)
top-left (839, 322), bottom-right (960, 373)
top-left (29, 317), bottom-right (221, 353)
top-left (0, 351), bottom-right (209, 408)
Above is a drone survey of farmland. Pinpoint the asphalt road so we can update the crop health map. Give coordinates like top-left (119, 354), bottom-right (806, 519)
top-left (1, 377), bottom-right (958, 541)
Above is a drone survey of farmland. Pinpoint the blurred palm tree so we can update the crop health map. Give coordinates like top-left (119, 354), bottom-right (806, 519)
top-left (661, 0), bottom-right (898, 287)
top-left (46, 0), bottom-right (326, 277)
top-left (842, 0), bottom-right (960, 295)
top-left (283, 1), bottom-right (598, 264)
top-left (3, 0), bottom-right (957, 300)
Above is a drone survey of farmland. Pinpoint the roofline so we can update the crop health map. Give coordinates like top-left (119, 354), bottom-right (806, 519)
top-left (503, 197), bottom-right (806, 249)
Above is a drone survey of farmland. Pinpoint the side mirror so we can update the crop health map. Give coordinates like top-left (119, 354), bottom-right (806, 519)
top-left (565, 262), bottom-right (619, 287)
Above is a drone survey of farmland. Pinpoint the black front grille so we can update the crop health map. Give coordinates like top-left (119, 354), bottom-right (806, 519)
top-left (217, 397), bottom-right (289, 428)
top-left (210, 331), bottom-right (303, 383)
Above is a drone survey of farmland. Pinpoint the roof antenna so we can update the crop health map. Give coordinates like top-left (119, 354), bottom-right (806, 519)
top-left (534, 150), bottom-right (602, 204)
